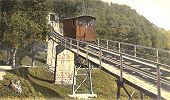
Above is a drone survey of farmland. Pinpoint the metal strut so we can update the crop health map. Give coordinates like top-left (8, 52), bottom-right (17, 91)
top-left (116, 79), bottom-right (132, 100)
top-left (71, 42), bottom-right (96, 98)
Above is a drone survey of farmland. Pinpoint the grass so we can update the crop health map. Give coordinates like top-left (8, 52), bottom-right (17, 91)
top-left (0, 48), bottom-right (151, 99)
top-left (0, 71), bottom-right (43, 100)
top-left (28, 67), bottom-right (73, 100)
top-left (0, 65), bottom-right (151, 100)
top-left (28, 66), bottom-right (151, 99)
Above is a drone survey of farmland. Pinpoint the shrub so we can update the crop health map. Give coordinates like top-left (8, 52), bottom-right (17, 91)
top-left (0, 72), bottom-right (43, 99)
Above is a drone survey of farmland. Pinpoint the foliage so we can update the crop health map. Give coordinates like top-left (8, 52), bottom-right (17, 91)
top-left (0, 72), bottom-right (43, 99)
top-left (53, 0), bottom-right (170, 49)
top-left (0, 50), bottom-right (6, 64)
top-left (1, 0), bottom-right (52, 66)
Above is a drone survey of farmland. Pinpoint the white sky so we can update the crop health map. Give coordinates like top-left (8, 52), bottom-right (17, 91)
top-left (101, 0), bottom-right (170, 30)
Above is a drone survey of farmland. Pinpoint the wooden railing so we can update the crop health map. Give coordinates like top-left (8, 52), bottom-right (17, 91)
top-left (51, 32), bottom-right (170, 99)
top-left (96, 38), bottom-right (170, 66)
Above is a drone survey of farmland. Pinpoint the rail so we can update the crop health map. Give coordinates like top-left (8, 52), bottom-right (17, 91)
top-left (96, 38), bottom-right (170, 66)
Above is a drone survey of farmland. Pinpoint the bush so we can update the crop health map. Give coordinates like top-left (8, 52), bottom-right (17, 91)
top-left (0, 72), bottom-right (43, 99)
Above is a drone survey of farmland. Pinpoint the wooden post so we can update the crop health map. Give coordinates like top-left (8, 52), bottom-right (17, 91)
top-left (70, 39), bottom-right (72, 49)
top-left (64, 38), bottom-right (66, 49)
top-left (72, 65), bottom-right (76, 95)
top-left (60, 37), bottom-right (62, 45)
top-left (106, 40), bottom-right (109, 50)
top-left (134, 45), bottom-right (137, 57)
top-left (99, 47), bottom-right (102, 69)
top-left (86, 43), bottom-right (88, 62)
top-left (89, 61), bottom-right (93, 94)
top-left (157, 64), bottom-right (161, 99)
top-left (86, 44), bottom-right (93, 94)
top-left (77, 41), bottom-right (79, 55)
top-left (156, 49), bottom-right (159, 63)
top-left (120, 53), bottom-right (123, 82)
top-left (97, 39), bottom-right (100, 47)
top-left (118, 42), bottom-right (121, 53)
top-left (116, 80), bottom-right (121, 100)
top-left (140, 92), bottom-right (144, 100)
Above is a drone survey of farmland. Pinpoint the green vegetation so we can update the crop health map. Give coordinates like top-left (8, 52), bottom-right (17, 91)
top-left (53, 0), bottom-right (170, 65)
top-left (53, 0), bottom-right (170, 49)
top-left (0, 72), bottom-right (43, 100)
top-left (1, 0), bottom-right (170, 66)
top-left (0, 0), bottom-right (169, 99)
top-left (0, 66), bottom-right (151, 99)
top-left (0, 50), bottom-right (6, 64)
top-left (1, 0), bottom-right (52, 67)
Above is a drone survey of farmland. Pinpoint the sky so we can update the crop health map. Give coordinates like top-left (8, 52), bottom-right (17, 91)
top-left (101, 0), bottom-right (170, 30)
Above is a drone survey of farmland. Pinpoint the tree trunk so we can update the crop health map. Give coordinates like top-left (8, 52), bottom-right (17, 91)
top-left (6, 50), bottom-right (10, 65)
top-left (12, 48), bottom-right (17, 68)
top-left (32, 40), bottom-right (36, 67)
top-left (32, 55), bottom-right (35, 67)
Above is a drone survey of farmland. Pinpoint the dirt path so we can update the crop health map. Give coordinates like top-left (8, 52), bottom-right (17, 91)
top-left (0, 69), bottom-right (6, 80)
top-left (0, 66), bottom-right (12, 80)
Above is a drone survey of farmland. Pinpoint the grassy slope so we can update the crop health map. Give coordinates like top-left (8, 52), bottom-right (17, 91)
top-left (0, 50), bottom-right (151, 99)
top-left (0, 65), bottom-right (151, 100)
top-left (0, 71), bottom-right (43, 100)
top-left (28, 66), bottom-right (150, 100)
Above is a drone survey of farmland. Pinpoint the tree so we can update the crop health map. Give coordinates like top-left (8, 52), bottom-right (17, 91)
top-left (2, 0), bottom-right (52, 67)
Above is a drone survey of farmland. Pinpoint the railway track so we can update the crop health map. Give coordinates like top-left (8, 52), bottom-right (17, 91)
top-left (52, 32), bottom-right (170, 99)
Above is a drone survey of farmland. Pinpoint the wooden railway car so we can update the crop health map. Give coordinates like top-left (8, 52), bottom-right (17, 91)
top-left (63, 16), bottom-right (96, 41)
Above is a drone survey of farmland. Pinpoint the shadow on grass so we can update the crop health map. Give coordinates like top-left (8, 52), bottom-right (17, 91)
top-left (33, 56), bottom-right (46, 64)
top-left (29, 71), bottom-right (53, 83)
top-left (0, 60), bottom-right (6, 65)
top-left (28, 75), bottom-right (63, 100)
top-left (8, 67), bottom-right (63, 99)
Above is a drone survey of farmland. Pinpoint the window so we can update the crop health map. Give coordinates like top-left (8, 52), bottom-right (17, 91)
top-left (87, 20), bottom-right (94, 26)
top-left (78, 19), bottom-right (87, 26)
top-left (50, 14), bottom-right (55, 21)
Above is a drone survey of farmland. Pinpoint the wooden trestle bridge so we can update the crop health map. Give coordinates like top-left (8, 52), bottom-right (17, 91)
top-left (50, 31), bottom-right (170, 100)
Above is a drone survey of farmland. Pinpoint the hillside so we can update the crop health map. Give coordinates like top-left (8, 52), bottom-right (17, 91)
top-left (0, 66), bottom-right (151, 99)
top-left (53, 0), bottom-right (170, 49)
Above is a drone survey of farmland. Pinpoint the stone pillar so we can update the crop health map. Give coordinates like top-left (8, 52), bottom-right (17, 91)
top-left (47, 37), bottom-right (74, 85)
top-left (54, 49), bottom-right (74, 85)
top-left (47, 39), bottom-right (55, 71)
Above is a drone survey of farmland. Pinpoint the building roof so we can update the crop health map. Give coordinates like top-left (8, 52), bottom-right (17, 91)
top-left (64, 15), bottom-right (96, 20)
